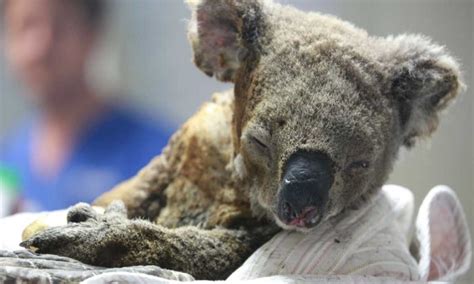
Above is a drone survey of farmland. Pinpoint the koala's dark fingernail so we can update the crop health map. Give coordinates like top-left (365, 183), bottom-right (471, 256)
top-left (68, 212), bottom-right (91, 223)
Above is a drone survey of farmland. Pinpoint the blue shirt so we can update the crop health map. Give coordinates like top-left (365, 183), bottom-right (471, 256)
top-left (0, 105), bottom-right (173, 212)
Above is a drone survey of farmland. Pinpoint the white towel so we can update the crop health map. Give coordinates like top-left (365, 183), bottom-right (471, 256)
top-left (229, 185), bottom-right (420, 281)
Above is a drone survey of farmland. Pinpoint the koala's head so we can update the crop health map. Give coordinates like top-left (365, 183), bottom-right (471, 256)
top-left (188, 0), bottom-right (463, 231)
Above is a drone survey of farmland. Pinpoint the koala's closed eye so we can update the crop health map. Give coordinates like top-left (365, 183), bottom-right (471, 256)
top-left (243, 127), bottom-right (272, 167)
top-left (346, 160), bottom-right (371, 174)
top-left (250, 135), bottom-right (269, 151)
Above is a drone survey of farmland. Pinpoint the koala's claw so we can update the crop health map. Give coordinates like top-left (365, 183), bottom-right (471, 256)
top-left (67, 203), bottom-right (98, 223)
top-left (66, 201), bottom-right (127, 224)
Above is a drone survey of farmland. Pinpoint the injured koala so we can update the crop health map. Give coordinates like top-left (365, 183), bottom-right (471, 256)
top-left (20, 0), bottom-right (465, 281)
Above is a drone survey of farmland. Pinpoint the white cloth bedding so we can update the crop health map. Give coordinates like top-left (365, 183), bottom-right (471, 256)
top-left (0, 185), bottom-right (470, 283)
top-left (229, 185), bottom-right (419, 281)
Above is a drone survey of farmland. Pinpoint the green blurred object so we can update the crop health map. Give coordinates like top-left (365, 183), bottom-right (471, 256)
top-left (0, 165), bottom-right (20, 192)
top-left (0, 164), bottom-right (20, 216)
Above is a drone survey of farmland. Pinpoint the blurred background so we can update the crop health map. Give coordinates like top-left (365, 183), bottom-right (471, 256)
top-left (0, 0), bottom-right (472, 280)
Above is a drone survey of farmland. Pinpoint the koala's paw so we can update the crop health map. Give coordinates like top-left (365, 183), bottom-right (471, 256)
top-left (20, 201), bottom-right (132, 267)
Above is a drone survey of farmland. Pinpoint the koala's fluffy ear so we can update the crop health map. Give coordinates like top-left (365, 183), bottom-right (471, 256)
top-left (383, 35), bottom-right (464, 147)
top-left (187, 0), bottom-right (267, 82)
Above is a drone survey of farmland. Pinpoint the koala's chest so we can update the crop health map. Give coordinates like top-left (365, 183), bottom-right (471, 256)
top-left (152, 91), bottom-right (255, 229)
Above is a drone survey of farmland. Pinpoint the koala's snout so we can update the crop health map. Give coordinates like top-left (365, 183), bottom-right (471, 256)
top-left (277, 150), bottom-right (334, 229)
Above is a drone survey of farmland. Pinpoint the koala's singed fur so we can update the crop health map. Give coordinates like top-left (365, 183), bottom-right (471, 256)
top-left (21, 0), bottom-right (463, 280)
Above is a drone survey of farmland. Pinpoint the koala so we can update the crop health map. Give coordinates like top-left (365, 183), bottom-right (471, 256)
top-left (20, 0), bottom-right (463, 281)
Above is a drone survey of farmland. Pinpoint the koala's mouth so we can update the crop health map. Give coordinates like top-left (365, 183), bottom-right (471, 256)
top-left (275, 205), bottom-right (322, 230)
top-left (287, 206), bottom-right (320, 227)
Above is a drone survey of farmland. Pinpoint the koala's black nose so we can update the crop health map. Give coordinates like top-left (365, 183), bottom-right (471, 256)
top-left (278, 150), bottom-right (334, 227)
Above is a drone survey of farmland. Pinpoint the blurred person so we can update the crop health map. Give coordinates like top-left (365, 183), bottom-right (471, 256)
top-left (0, 0), bottom-right (173, 215)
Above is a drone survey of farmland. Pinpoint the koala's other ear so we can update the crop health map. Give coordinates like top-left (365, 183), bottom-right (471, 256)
top-left (383, 35), bottom-right (464, 147)
top-left (187, 0), bottom-right (267, 82)
top-left (415, 186), bottom-right (471, 281)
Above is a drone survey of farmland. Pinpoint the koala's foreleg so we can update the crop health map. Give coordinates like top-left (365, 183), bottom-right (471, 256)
top-left (131, 225), bottom-right (260, 280)
top-left (21, 202), bottom-right (272, 280)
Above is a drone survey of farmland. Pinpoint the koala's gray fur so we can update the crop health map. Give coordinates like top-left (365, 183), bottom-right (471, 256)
top-left (21, 0), bottom-right (463, 280)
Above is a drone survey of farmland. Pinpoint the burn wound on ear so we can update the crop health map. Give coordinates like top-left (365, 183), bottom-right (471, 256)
top-left (188, 0), bottom-right (267, 83)
top-left (188, 1), bottom-right (244, 82)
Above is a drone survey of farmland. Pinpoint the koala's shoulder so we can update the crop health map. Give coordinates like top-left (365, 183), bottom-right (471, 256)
top-left (170, 89), bottom-right (234, 158)
top-left (164, 89), bottom-right (236, 198)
